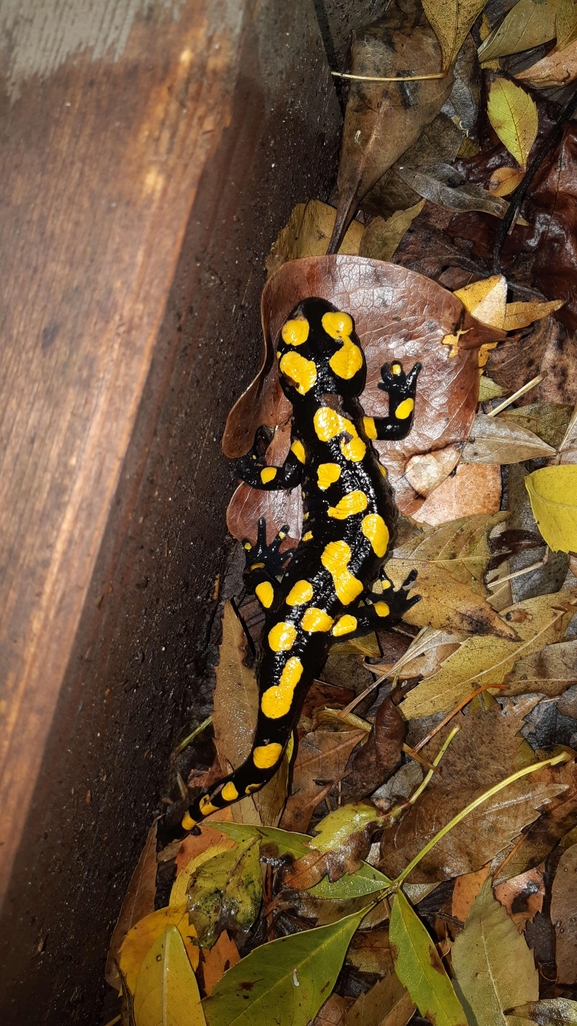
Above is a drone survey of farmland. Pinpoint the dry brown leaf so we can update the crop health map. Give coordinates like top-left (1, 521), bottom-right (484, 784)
top-left (280, 728), bottom-right (366, 833)
top-left (452, 865), bottom-right (491, 924)
top-left (516, 37), bottom-right (577, 89)
top-left (502, 639), bottom-right (577, 698)
top-left (413, 463), bottom-right (502, 526)
top-left (345, 972), bottom-right (415, 1026)
top-left (341, 695), bottom-right (405, 803)
top-left (313, 994), bottom-right (351, 1026)
top-left (461, 414), bottom-right (557, 464)
top-left (359, 201), bottom-right (425, 262)
top-left (266, 201), bottom-right (364, 278)
top-left (199, 929), bottom-right (240, 996)
top-left (395, 163), bottom-right (520, 219)
top-left (105, 822), bottom-right (158, 989)
top-left (212, 600), bottom-right (258, 773)
top-left (494, 865), bottom-right (545, 931)
top-left (347, 927), bottom-right (395, 975)
top-left (405, 445), bottom-right (462, 495)
top-left (550, 844), bottom-right (577, 984)
top-left (329, 0), bottom-right (453, 251)
top-left (421, 0), bottom-right (488, 71)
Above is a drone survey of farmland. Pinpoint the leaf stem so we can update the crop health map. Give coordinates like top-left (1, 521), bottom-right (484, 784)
top-left (331, 71), bottom-right (447, 82)
top-left (391, 751), bottom-right (571, 889)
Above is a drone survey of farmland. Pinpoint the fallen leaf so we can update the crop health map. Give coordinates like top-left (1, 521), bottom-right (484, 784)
top-left (452, 865), bottom-right (491, 924)
top-left (414, 463), bottom-right (502, 525)
top-left (347, 926), bottom-right (394, 975)
top-left (212, 600), bottom-right (258, 773)
top-left (396, 163), bottom-right (521, 219)
top-left (401, 591), bottom-right (577, 719)
top-left (199, 930), bottom-right (240, 997)
top-left (281, 728), bottom-right (367, 832)
top-left (421, 0), bottom-right (488, 70)
top-left (345, 972), bottom-right (415, 1026)
top-left (404, 445), bottom-right (462, 495)
top-left (170, 841), bottom-right (240, 909)
top-left (389, 888), bottom-right (467, 1025)
top-left (203, 907), bottom-right (369, 1026)
top-left (504, 299), bottom-right (565, 330)
top-left (314, 994), bottom-right (350, 1026)
top-left (516, 37), bottom-right (577, 89)
top-left (186, 836), bottom-right (262, 949)
top-left (508, 998), bottom-right (577, 1023)
top-left (487, 78), bottom-right (539, 170)
top-left (479, 376), bottom-right (506, 401)
top-left (461, 414), bottom-right (557, 464)
top-left (106, 822), bottom-right (158, 989)
top-left (494, 865), bottom-right (545, 931)
top-left (134, 925), bottom-right (205, 1026)
top-left (359, 201), bottom-right (425, 261)
top-left (500, 403), bottom-right (574, 449)
top-left (119, 905), bottom-right (200, 998)
top-left (502, 639), bottom-right (577, 697)
top-left (550, 843), bottom-right (577, 984)
top-left (489, 165), bottom-right (525, 196)
top-left (455, 274), bottom-right (507, 327)
top-left (526, 466), bottom-right (577, 553)
top-left (341, 695), bottom-right (405, 803)
top-left (175, 826), bottom-right (236, 878)
top-left (329, 0), bottom-right (453, 251)
top-left (478, 0), bottom-right (558, 62)
top-left (266, 201), bottom-right (364, 278)
top-left (451, 880), bottom-right (539, 1026)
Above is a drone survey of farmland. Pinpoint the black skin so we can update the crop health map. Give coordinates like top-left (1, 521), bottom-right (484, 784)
top-left (165, 297), bottom-right (421, 838)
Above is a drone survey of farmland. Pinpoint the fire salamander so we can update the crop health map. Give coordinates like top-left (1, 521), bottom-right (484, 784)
top-left (181, 297), bottom-right (421, 831)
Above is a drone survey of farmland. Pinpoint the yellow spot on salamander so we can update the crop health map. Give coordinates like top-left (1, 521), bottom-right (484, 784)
top-left (317, 462), bottom-right (341, 491)
top-left (282, 318), bottom-right (309, 346)
top-left (200, 796), bottom-right (220, 816)
top-left (301, 607), bottom-right (334, 632)
top-left (313, 407), bottom-right (355, 442)
top-left (341, 436), bottom-right (366, 462)
top-left (291, 439), bottom-right (306, 463)
top-left (328, 490), bottom-right (368, 520)
top-left (363, 416), bottom-right (377, 439)
top-left (379, 464), bottom-right (387, 478)
top-left (322, 311), bottom-right (353, 338)
top-left (332, 614), bottom-right (358, 636)
top-left (268, 621), bottom-right (297, 652)
top-left (255, 581), bottom-right (275, 608)
top-left (321, 540), bottom-right (364, 605)
top-left (392, 363), bottom-right (402, 376)
top-left (286, 580), bottom-right (313, 605)
top-left (182, 812), bottom-right (197, 830)
top-left (373, 601), bottom-right (391, 617)
top-left (395, 397), bottom-right (414, 420)
top-left (261, 656), bottom-right (303, 718)
top-left (329, 335), bottom-right (363, 380)
top-left (279, 352), bottom-right (317, 395)
top-left (302, 530), bottom-right (313, 541)
top-left (253, 742), bottom-right (283, 769)
top-left (261, 466), bottom-right (277, 484)
top-left (221, 782), bottom-right (239, 802)
top-left (361, 514), bottom-right (389, 558)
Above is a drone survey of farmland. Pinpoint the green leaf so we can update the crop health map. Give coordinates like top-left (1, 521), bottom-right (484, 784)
top-left (187, 837), bottom-right (262, 948)
top-left (210, 821), bottom-right (310, 857)
top-left (452, 879), bottom-right (539, 1026)
top-left (422, 0), bottom-right (489, 71)
top-left (487, 78), bottom-right (538, 169)
top-left (508, 998), bottom-right (577, 1024)
top-left (134, 925), bottom-right (206, 1026)
top-left (203, 907), bottom-right (368, 1026)
top-left (389, 888), bottom-right (467, 1026)
top-left (478, 0), bottom-right (558, 62)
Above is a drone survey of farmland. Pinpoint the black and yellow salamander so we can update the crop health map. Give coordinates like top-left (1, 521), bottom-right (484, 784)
top-left (181, 297), bottom-right (421, 831)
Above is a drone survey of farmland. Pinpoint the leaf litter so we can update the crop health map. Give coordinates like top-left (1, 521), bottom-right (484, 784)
top-left (106, 2), bottom-right (577, 1024)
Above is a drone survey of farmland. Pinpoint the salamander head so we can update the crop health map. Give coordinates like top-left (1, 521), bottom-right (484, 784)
top-left (276, 298), bottom-right (366, 402)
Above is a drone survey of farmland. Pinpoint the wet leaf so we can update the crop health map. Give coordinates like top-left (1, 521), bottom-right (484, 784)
top-left (106, 823), bottom-right (158, 989)
top-left (266, 201), bottom-right (364, 278)
top-left (401, 590), bottom-right (577, 719)
top-left (478, 0), bottom-right (558, 62)
top-left (329, 0), bottom-right (453, 250)
top-left (396, 163), bottom-right (518, 218)
top-left (487, 78), bottom-right (538, 170)
top-left (550, 844), bottom-right (577, 984)
top-left (455, 274), bottom-right (507, 328)
top-left (500, 404), bottom-right (574, 449)
top-left (389, 888), bottom-right (467, 1025)
top-left (133, 925), bottom-right (205, 1026)
top-left (203, 907), bottom-right (369, 1026)
top-left (380, 695), bottom-right (563, 881)
top-left (526, 466), bottom-right (577, 552)
top-left (119, 906), bottom-right (200, 999)
top-left (508, 998), bottom-right (577, 1024)
top-left (421, 0), bottom-right (489, 71)
top-left (186, 837), bottom-right (262, 949)
top-left (516, 38), bottom-right (577, 89)
top-left (452, 880), bottom-right (539, 1025)
top-left (489, 166), bottom-right (525, 196)
top-left (170, 842), bottom-right (237, 909)
top-left (462, 414), bottom-right (556, 464)
top-left (359, 201), bottom-right (425, 262)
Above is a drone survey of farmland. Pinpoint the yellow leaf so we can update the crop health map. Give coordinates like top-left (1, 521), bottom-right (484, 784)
top-left (266, 201), bottom-right (363, 277)
top-left (133, 925), bottom-right (205, 1026)
top-left (421, 0), bottom-right (489, 70)
top-left (503, 298), bottom-right (565, 330)
top-left (119, 908), bottom-right (199, 1002)
top-left (455, 274), bottom-right (507, 327)
top-left (478, 375), bottom-right (505, 401)
top-left (525, 466), bottom-right (577, 553)
top-left (478, 0), bottom-right (558, 62)
top-left (487, 78), bottom-right (539, 169)
top-left (170, 842), bottom-right (235, 908)
top-left (488, 165), bottom-right (525, 196)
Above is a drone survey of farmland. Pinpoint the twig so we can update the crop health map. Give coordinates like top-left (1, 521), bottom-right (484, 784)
top-left (331, 71), bottom-right (447, 82)
top-left (487, 548), bottom-right (549, 588)
top-left (487, 373), bottom-right (546, 416)
top-left (174, 715), bottom-right (212, 756)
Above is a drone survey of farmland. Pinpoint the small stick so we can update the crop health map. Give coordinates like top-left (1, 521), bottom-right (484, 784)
top-left (487, 373), bottom-right (546, 416)
top-left (487, 548), bottom-right (549, 588)
top-left (331, 71), bottom-right (447, 82)
top-left (412, 683), bottom-right (507, 753)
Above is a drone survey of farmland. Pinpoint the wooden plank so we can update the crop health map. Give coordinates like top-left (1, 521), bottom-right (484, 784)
top-left (0, 0), bottom-right (340, 1020)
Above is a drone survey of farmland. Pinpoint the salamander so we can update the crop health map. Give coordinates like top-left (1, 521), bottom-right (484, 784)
top-left (180, 297), bottom-right (421, 831)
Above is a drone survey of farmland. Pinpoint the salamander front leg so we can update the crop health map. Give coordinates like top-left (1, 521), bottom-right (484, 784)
top-left (243, 517), bottom-right (294, 609)
top-left (331, 570), bottom-right (420, 639)
top-left (237, 427), bottom-right (305, 490)
top-left (363, 361), bottom-right (421, 441)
